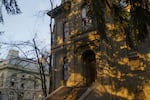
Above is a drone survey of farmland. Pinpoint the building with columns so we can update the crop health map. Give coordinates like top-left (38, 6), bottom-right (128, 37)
top-left (0, 50), bottom-right (49, 100)
top-left (47, 0), bottom-right (150, 100)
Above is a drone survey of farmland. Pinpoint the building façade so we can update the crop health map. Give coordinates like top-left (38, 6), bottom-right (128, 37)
top-left (47, 0), bottom-right (150, 99)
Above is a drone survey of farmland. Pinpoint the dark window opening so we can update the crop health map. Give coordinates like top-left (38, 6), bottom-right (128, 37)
top-left (81, 5), bottom-right (92, 31)
top-left (62, 56), bottom-right (69, 85)
top-left (21, 83), bottom-right (24, 89)
top-left (10, 82), bottom-right (15, 87)
top-left (22, 75), bottom-right (25, 78)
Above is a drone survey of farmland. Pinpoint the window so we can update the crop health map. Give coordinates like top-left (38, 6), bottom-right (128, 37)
top-left (0, 73), bottom-right (4, 79)
top-left (51, 24), bottom-right (55, 44)
top-left (10, 82), bottom-right (15, 87)
top-left (82, 7), bottom-right (87, 30)
top-left (82, 7), bottom-right (87, 19)
top-left (63, 22), bottom-right (69, 42)
top-left (81, 5), bottom-right (92, 31)
top-left (10, 78), bottom-right (15, 87)
top-left (34, 80), bottom-right (39, 89)
top-left (21, 83), bottom-right (24, 89)
top-left (22, 74), bottom-right (25, 78)
top-left (63, 56), bottom-right (69, 83)
top-left (0, 73), bottom-right (4, 87)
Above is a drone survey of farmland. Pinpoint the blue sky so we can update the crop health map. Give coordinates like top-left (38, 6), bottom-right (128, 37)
top-left (0, 0), bottom-right (61, 59)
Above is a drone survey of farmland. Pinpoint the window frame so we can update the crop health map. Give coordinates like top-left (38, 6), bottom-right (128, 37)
top-left (81, 5), bottom-right (92, 31)
top-left (63, 21), bottom-right (69, 42)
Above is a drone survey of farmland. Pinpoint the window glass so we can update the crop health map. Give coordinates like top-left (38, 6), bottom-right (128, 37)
top-left (63, 56), bottom-right (68, 85)
top-left (21, 83), bottom-right (24, 89)
top-left (82, 7), bottom-right (87, 19)
top-left (10, 81), bottom-right (15, 87)
top-left (10, 78), bottom-right (15, 87)
top-left (81, 5), bottom-right (93, 31)
top-left (63, 22), bottom-right (69, 41)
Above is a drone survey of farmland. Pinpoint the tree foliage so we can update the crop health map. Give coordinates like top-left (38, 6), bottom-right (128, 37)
top-left (87, 0), bottom-right (111, 40)
top-left (86, 0), bottom-right (150, 49)
top-left (0, 0), bottom-right (21, 23)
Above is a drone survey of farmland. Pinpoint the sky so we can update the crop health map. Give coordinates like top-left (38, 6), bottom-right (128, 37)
top-left (0, 0), bottom-right (61, 59)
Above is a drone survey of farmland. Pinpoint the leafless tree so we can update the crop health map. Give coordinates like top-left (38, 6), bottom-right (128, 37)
top-left (0, 0), bottom-right (55, 97)
top-left (0, 36), bottom-right (51, 97)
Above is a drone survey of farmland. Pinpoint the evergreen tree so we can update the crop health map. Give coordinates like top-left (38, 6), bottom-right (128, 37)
top-left (0, 0), bottom-right (21, 23)
top-left (87, 0), bottom-right (150, 49)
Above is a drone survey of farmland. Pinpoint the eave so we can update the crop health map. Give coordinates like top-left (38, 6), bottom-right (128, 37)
top-left (47, 1), bottom-right (71, 18)
top-left (47, 5), bottom-right (63, 18)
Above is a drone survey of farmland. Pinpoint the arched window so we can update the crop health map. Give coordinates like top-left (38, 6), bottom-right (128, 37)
top-left (82, 7), bottom-right (87, 19)
top-left (81, 5), bottom-right (92, 31)
top-left (82, 6), bottom-right (87, 31)
top-left (10, 76), bottom-right (16, 87)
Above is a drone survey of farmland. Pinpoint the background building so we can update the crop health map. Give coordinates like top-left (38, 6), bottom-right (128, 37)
top-left (0, 50), bottom-right (49, 100)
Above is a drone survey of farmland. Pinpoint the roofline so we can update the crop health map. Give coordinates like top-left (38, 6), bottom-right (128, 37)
top-left (47, 1), bottom-right (71, 18)
top-left (47, 4), bottom-right (63, 18)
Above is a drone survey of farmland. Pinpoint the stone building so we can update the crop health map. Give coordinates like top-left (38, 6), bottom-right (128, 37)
top-left (47, 0), bottom-right (150, 99)
top-left (0, 50), bottom-right (49, 100)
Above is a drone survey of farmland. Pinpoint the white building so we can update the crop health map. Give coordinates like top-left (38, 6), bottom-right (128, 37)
top-left (0, 50), bottom-right (49, 100)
